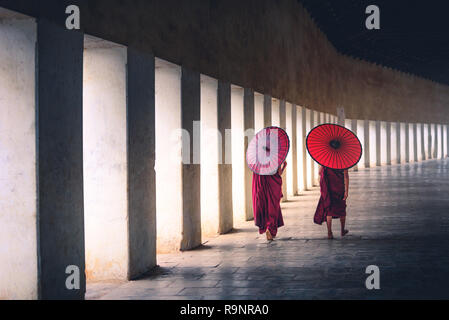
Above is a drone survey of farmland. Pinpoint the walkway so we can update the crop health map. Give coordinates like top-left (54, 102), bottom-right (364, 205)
top-left (87, 159), bottom-right (449, 299)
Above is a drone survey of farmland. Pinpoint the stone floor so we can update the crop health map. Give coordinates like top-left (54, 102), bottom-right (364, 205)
top-left (87, 159), bottom-right (449, 300)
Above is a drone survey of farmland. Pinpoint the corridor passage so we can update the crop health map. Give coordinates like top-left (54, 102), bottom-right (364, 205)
top-left (87, 159), bottom-right (449, 300)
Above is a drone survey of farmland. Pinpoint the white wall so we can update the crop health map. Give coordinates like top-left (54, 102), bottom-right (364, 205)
top-left (83, 38), bottom-right (129, 280)
top-left (0, 15), bottom-right (37, 299)
top-left (155, 58), bottom-right (183, 252)
top-left (231, 85), bottom-right (245, 224)
top-left (200, 75), bottom-right (220, 238)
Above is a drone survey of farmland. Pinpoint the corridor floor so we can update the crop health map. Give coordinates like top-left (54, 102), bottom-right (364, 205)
top-left (87, 159), bottom-right (449, 300)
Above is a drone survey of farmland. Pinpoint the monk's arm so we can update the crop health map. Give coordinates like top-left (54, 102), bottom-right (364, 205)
top-left (343, 169), bottom-right (349, 200)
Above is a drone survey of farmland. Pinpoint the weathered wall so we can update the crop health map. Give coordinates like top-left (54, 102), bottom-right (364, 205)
top-left (1, 0), bottom-right (448, 123)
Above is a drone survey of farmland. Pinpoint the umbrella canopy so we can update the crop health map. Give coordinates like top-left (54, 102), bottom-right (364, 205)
top-left (306, 124), bottom-right (362, 170)
top-left (246, 126), bottom-right (290, 175)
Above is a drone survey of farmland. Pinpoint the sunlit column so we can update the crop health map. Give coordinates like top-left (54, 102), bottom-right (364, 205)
top-left (363, 120), bottom-right (371, 168)
top-left (279, 101), bottom-right (288, 200)
top-left (286, 103), bottom-right (298, 196)
top-left (405, 123), bottom-right (410, 163)
top-left (0, 11), bottom-right (38, 299)
top-left (430, 124), bottom-right (436, 159)
top-left (155, 58), bottom-right (183, 252)
top-left (375, 121), bottom-right (381, 166)
top-left (271, 98), bottom-right (280, 127)
top-left (180, 68), bottom-right (201, 250)
top-left (380, 121), bottom-right (388, 165)
top-left (298, 106), bottom-right (307, 192)
top-left (305, 109), bottom-right (314, 189)
top-left (254, 93), bottom-right (264, 132)
top-left (417, 124), bottom-right (423, 162)
top-left (443, 125), bottom-right (449, 158)
top-left (400, 123), bottom-right (407, 164)
top-left (438, 124), bottom-right (443, 159)
top-left (368, 121), bottom-right (377, 167)
top-left (350, 119), bottom-right (359, 170)
top-left (357, 120), bottom-right (366, 168)
top-left (313, 111), bottom-right (320, 185)
top-left (127, 49), bottom-right (156, 278)
top-left (218, 81), bottom-right (233, 234)
top-left (200, 75), bottom-right (220, 238)
top-left (264, 95), bottom-right (272, 127)
top-left (412, 123), bottom-right (418, 162)
top-left (84, 37), bottom-right (129, 280)
top-left (231, 85), bottom-right (245, 224)
top-left (243, 89), bottom-right (255, 221)
top-left (391, 122), bottom-right (398, 164)
top-left (424, 124), bottom-right (430, 160)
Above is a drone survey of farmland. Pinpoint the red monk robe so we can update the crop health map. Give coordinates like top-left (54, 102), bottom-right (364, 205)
top-left (314, 167), bottom-right (347, 225)
top-left (252, 171), bottom-right (284, 237)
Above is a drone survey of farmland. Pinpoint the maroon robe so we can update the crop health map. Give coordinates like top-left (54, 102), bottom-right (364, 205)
top-left (252, 172), bottom-right (284, 236)
top-left (314, 167), bottom-right (346, 225)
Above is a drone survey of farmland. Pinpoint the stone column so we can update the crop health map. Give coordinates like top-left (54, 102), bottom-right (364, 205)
top-left (390, 122), bottom-right (398, 164)
top-left (181, 68), bottom-right (201, 250)
top-left (351, 119), bottom-right (359, 170)
top-left (444, 125), bottom-right (449, 158)
top-left (37, 20), bottom-right (85, 299)
top-left (439, 125), bottom-right (444, 159)
top-left (399, 123), bottom-right (405, 164)
top-left (231, 85), bottom-right (245, 224)
top-left (298, 106), bottom-right (307, 192)
top-left (356, 120), bottom-right (366, 168)
top-left (0, 12), bottom-right (38, 300)
top-left (254, 93), bottom-right (264, 132)
top-left (413, 123), bottom-right (418, 162)
top-left (218, 81), bottom-right (233, 234)
top-left (127, 48), bottom-right (157, 279)
top-left (364, 120), bottom-right (371, 168)
top-left (376, 121), bottom-right (381, 166)
top-left (405, 123), bottom-right (410, 163)
top-left (420, 124), bottom-right (426, 161)
top-left (280, 101), bottom-right (288, 201)
top-left (155, 58), bottom-right (183, 253)
top-left (386, 122), bottom-right (392, 165)
top-left (243, 89), bottom-right (255, 221)
top-left (291, 104), bottom-right (298, 195)
top-left (305, 108), bottom-right (313, 189)
top-left (83, 37), bottom-right (129, 282)
top-left (312, 111), bottom-right (320, 185)
top-left (433, 124), bottom-right (439, 159)
top-left (429, 124), bottom-right (434, 159)
top-left (264, 94), bottom-right (272, 127)
top-left (200, 75), bottom-right (220, 237)
top-left (271, 98), bottom-right (280, 127)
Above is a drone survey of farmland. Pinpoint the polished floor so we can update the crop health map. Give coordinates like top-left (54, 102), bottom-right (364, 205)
top-left (87, 159), bottom-right (449, 300)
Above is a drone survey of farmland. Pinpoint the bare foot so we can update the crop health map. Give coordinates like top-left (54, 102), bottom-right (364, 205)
top-left (328, 232), bottom-right (334, 240)
top-left (266, 230), bottom-right (274, 241)
top-left (341, 230), bottom-right (349, 237)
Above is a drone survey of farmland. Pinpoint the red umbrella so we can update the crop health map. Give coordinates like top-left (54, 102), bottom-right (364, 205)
top-left (306, 124), bottom-right (362, 170)
top-left (246, 127), bottom-right (290, 175)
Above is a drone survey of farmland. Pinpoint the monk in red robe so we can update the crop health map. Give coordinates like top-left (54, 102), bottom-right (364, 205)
top-left (314, 166), bottom-right (349, 239)
top-left (252, 162), bottom-right (287, 241)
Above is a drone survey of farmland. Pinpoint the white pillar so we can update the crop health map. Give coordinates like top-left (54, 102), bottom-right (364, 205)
top-left (285, 103), bottom-right (295, 196)
top-left (412, 123), bottom-right (418, 162)
top-left (417, 124), bottom-right (423, 162)
top-left (380, 121), bottom-right (388, 165)
top-left (200, 75), bottom-right (220, 238)
top-left (312, 110), bottom-right (320, 185)
top-left (305, 108), bottom-right (314, 189)
top-left (155, 59), bottom-right (183, 252)
top-left (423, 124), bottom-right (429, 160)
top-left (231, 85), bottom-right (245, 224)
top-left (430, 124), bottom-right (436, 159)
top-left (243, 89), bottom-right (255, 221)
top-left (254, 93), bottom-right (264, 132)
top-left (408, 123), bottom-right (414, 163)
top-left (444, 125), bottom-right (448, 158)
top-left (0, 12), bottom-right (37, 299)
top-left (83, 37), bottom-right (129, 279)
top-left (438, 124), bottom-right (443, 159)
top-left (400, 123), bottom-right (407, 164)
top-left (271, 98), bottom-right (280, 127)
top-left (390, 122), bottom-right (398, 164)
top-left (280, 101), bottom-right (288, 201)
top-left (297, 106), bottom-right (306, 192)
top-left (350, 119), bottom-right (359, 170)
top-left (368, 121), bottom-right (377, 167)
top-left (357, 120), bottom-right (366, 168)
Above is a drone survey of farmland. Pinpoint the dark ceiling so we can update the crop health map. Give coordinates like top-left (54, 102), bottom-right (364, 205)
top-left (300, 0), bottom-right (449, 86)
